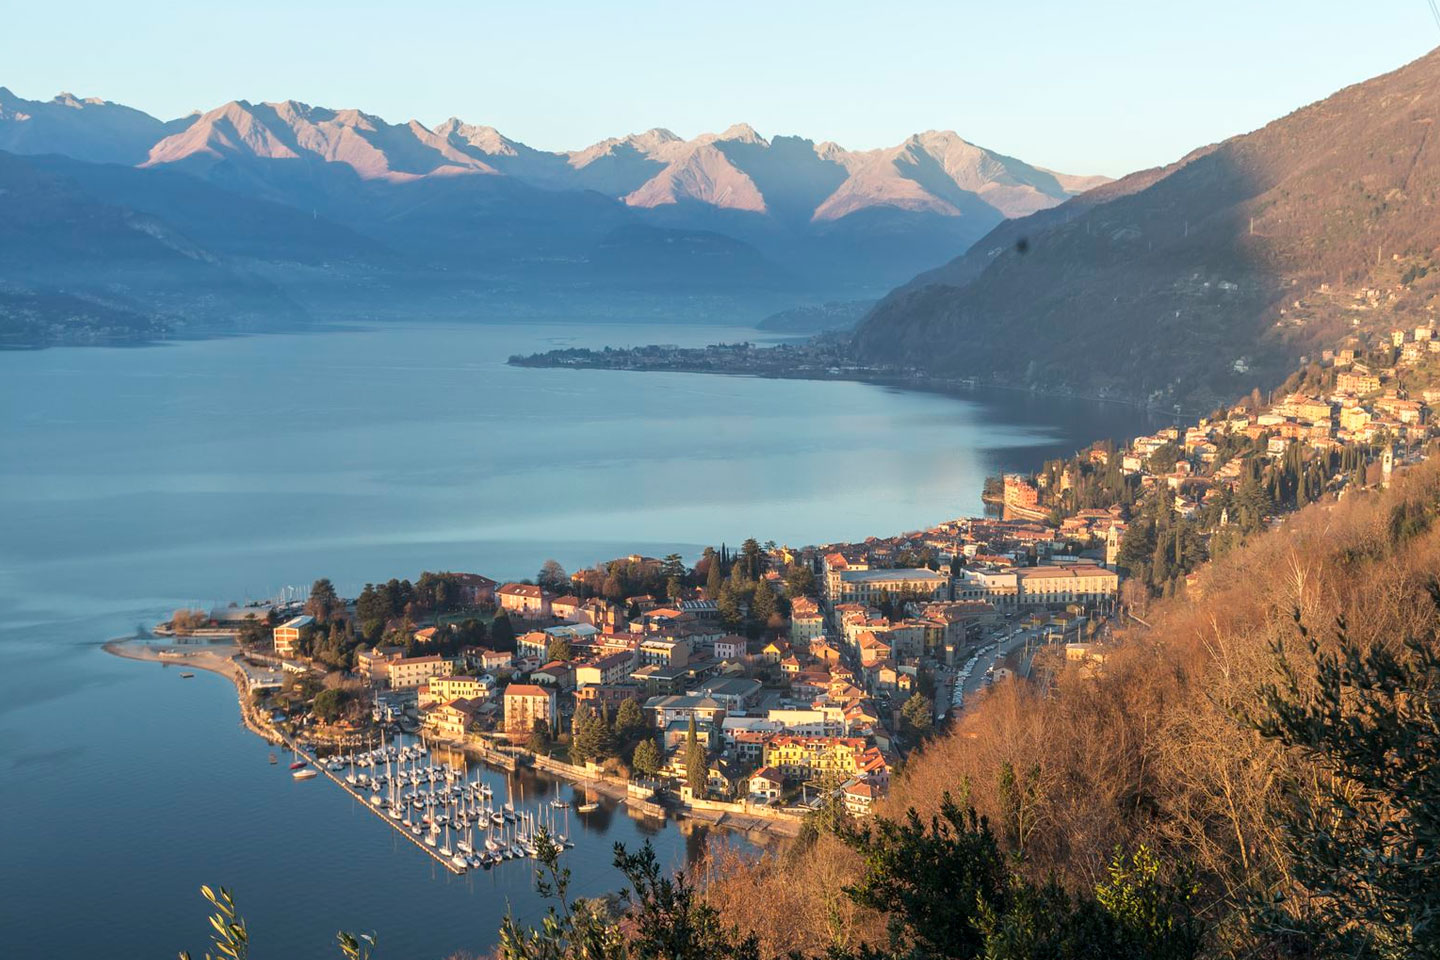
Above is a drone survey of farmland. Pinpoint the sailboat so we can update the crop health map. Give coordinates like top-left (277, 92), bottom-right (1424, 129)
top-left (288, 745), bottom-right (307, 771)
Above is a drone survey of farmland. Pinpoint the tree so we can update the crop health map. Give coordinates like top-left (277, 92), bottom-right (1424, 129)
top-left (490, 613), bottom-right (516, 651)
top-left (684, 717), bottom-right (707, 796)
top-left (312, 688), bottom-right (348, 723)
top-left (614, 697), bottom-right (646, 741)
top-left (304, 578), bottom-right (342, 623)
top-left (783, 563), bottom-right (816, 598)
top-left (901, 692), bottom-right (934, 737)
top-left (538, 560), bottom-right (568, 594)
top-left (570, 704), bottom-right (600, 764)
top-left (705, 556), bottom-right (725, 598)
top-left (1247, 599), bottom-right (1440, 960)
top-left (631, 737), bottom-right (662, 778)
top-left (546, 637), bottom-right (573, 663)
top-left (170, 608), bottom-right (209, 635)
top-left (661, 553), bottom-right (686, 581)
top-left (527, 718), bottom-right (551, 756)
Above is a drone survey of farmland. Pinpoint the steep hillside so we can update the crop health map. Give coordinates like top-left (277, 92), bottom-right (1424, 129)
top-left (855, 47), bottom-right (1440, 410)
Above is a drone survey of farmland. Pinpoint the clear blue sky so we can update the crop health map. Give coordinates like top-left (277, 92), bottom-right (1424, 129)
top-left (3, 1), bottom-right (1437, 177)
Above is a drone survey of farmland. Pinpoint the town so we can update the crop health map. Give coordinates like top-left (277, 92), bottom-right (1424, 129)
top-left (147, 318), bottom-right (1440, 837)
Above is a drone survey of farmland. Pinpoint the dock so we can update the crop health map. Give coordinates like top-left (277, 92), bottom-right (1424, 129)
top-left (292, 743), bottom-right (466, 875)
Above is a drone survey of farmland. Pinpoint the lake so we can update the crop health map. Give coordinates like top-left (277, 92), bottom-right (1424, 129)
top-left (0, 319), bottom-right (1167, 959)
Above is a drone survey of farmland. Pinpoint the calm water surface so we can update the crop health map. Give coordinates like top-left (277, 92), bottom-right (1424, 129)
top-left (0, 320), bottom-right (1166, 959)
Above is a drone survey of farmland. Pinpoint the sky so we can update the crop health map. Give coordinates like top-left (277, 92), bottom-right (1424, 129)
top-left (3, 1), bottom-right (1438, 178)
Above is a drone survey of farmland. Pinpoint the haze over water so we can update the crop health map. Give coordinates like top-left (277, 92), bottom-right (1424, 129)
top-left (0, 319), bottom-right (1166, 958)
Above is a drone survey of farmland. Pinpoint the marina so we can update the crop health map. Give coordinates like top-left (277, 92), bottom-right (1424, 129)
top-left (292, 735), bottom-right (577, 876)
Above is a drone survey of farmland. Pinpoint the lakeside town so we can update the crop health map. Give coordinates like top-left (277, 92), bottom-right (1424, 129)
top-left (123, 318), bottom-right (1440, 847)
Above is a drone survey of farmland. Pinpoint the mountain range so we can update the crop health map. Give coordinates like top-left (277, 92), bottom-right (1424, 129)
top-left (854, 46), bottom-right (1440, 411)
top-left (0, 87), bottom-right (1107, 345)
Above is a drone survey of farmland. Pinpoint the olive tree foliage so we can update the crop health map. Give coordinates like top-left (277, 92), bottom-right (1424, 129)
top-left (178, 885), bottom-right (374, 960)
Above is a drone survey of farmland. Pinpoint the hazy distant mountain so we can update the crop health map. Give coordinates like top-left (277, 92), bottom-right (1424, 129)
top-left (137, 103), bottom-right (1102, 226)
top-left (853, 46), bottom-right (1440, 411)
top-left (0, 87), bottom-right (194, 166)
top-left (0, 151), bottom-right (305, 346)
top-left (0, 87), bottom-right (1110, 345)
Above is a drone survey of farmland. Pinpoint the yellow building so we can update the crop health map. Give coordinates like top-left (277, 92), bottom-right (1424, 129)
top-left (762, 735), bottom-right (867, 781)
top-left (271, 615), bottom-right (313, 659)
top-left (380, 654), bottom-right (454, 690)
top-left (1014, 565), bottom-right (1119, 605)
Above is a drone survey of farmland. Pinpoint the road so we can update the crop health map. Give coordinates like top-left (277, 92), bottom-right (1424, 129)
top-left (940, 621), bottom-right (1075, 717)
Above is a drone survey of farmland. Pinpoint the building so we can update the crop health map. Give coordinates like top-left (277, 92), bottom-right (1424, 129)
top-left (789, 597), bottom-right (826, 643)
top-left (749, 766), bottom-right (784, 802)
top-left (831, 568), bottom-right (949, 606)
top-left (356, 644), bottom-right (403, 683)
top-left (574, 650), bottom-right (636, 688)
top-left (645, 694), bottom-right (726, 729)
top-left (497, 583), bottom-right (553, 619)
top-left (713, 635), bottom-right (747, 661)
top-left (843, 780), bottom-right (880, 818)
top-left (1336, 371), bottom-right (1382, 396)
top-left (381, 654), bottom-right (455, 690)
top-left (424, 674), bottom-right (490, 705)
top-left (503, 683), bottom-right (556, 737)
top-left (1013, 565), bottom-right (1119, 605)
top-left (272, 615), bottom-right (313, 658)
top-left (694, 676), bottom-right (762, 714)
top-left (426, 698), bottom-right (484, 740)
top-left (638, 636), bottom-right (691, 667)
top-left (763, 735), bottom-right (868, 781)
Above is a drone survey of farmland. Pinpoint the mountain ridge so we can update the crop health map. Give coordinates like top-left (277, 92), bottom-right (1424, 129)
top-left (853, 45), bottom-right (1440, 410)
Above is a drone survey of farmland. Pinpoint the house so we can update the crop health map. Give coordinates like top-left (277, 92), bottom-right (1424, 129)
top-left (646, 694), bottom-right (726, 729)
top-left (356, 644), bottom-right (403, 683)
top-left (748, 766), bottom-right (784, 802)
top-left (379, 654), bottom-right (454, 690)
top-left (461, 646), bottom-right (513, 672)
top-left (843, 780), bottom-right (880, 818)
top-left (713, 635), bottom-right (747, 662)
top-left (550, 595), bottom-right (583, 621)
top-left (425, 697), bottom-right (484, 740)
top-left (497, 583), bottom-right (553, 619)
top-left (503, 684), bottom-right (556, 738)
top-left (574, 650), bottom-right (636, 688)
top-left (272, 615), bottom-right (313, 659)
top-left (789, 597), bottom-right (825, 643)
top-left (452, 573), bottom-right (498, 606)
top-left (423, 674), bottom-right (490, 706)
top-left (530, 660), bottom-right (575, 691)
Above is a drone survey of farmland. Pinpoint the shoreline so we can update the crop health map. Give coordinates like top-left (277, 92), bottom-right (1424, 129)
top-left (509, 356), bottom-right (1198, 421)
top-left (103, 638), bottom-right (800, 841)
top-left (103, 638), bottom-right (285, 745)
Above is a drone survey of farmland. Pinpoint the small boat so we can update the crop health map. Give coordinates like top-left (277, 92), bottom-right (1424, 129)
top-left (292, 768), bottom-right (319, 780)
top-left (179, 672), bottom-right (195, 679)
top-left (289, 760), bottom-right (308, 770)
top-left (577, 802), bottom-right (599, 814)
top-left (268, 753), bottom-right (278, 765)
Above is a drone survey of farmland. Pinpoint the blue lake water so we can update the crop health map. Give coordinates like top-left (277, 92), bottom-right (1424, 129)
top-left (0, 320), bottom-right (1167, 959)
